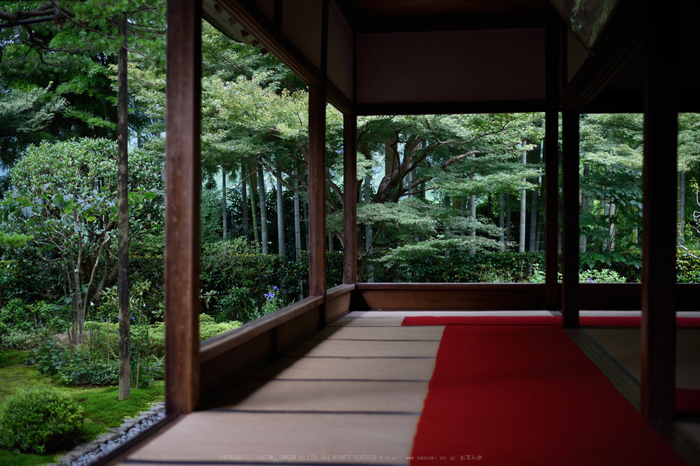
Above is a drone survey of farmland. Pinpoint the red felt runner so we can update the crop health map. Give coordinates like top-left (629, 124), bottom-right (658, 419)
top-left (402, 315), bottom-right (700, 327)
top-left (409, 325), bottom-right (687, 465)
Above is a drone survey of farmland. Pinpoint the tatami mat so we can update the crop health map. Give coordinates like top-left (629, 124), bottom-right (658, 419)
top-left (122, 314), bottom-right (441, 465)
top-left (127, 412), bottom-right (419, 464)
top-left (585, 328), bottom-right (700, 389)
top-left (254, 356), bottom-right (437, 381)
top-left (312, 325), bottom-right (444, 341)
top-left (210, 379), bottom-right (430, 413)
top-left (329, 316), bottom-right (405, 327)
top-left (288, 339), bottom-right (440, 358)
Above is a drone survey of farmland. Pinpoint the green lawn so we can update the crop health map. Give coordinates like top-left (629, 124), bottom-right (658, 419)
top-left (0, 350), bottom-right (165, 466)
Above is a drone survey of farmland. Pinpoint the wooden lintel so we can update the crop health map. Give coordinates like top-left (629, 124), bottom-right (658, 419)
top-left (641, 0), bottom-right (678, 423)
top-left (353, 11), bottom-right (548, 34)
top-left (343, 114), bottom-right (358, 285)
top-left (561, 111), bottom-right (579, 328)
top-left (165, 0), bottom-right (202, 416)
top-left (356, 100), bottom-right (546, 116)
top-left (326, 79), bottom-right (355, 116)
top-left (217, 0), bottom-right (323, 86)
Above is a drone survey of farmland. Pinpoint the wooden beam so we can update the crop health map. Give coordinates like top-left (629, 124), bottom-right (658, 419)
top-left (354, 283), bottom-right (546, 311)
top-left (561, 111), bottom-right (579, 328)
top-left (544, 16), bottom-right (561, 311)
top-left (560, 0), bottom-right (644, 112)
top-left (217, 0), bottom-right (323, 86)
top-left (343, 114), bottom-right (357, 285)
top-left (308, 85), bottom-right (327, 297)
top-left (356, 100), bottom-right (546, 116)
top-left (351, 11), bottom-right (548, 34)
top-left (641, 0), bottom-right (678, 423)
top-left (165, 0), bottom-right (201, 416)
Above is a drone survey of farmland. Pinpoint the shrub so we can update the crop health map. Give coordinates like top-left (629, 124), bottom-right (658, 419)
top-left (0, 327), bottom-right (51, 350)
top-left (0, 388), bottom-right (84, 454)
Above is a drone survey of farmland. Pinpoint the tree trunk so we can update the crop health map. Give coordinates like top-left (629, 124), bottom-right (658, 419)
top-left (506, 193), bottom-right (512, 244)
top-left (581, 167), bottom-right (589, 252)
top-left (364, 174), bottom-right (373, 282)
top-left (499, 194), bottom-right (505, 245)
top-left (679, 172), bottom-right (686, 246)
top-left (470, 193), bottom-right (476, 254)
top-left (303, 198), bottom-right (309, 252)
top-left (258, 164), bottom-right (268, 254)
top-left (117, 13), bottom-right (130, 401)
top-left (529, 187), bottom-right (538, 252)
top-left (222, 166), bottom-right (227, 240)
top-left (241, 162), bottom-right (249, 239)
top-left (293, 169), bottom-right (303, 299)
top-left (276, 157), bottom-right (285, 256)
top-left (249, 161), bottom-right (259, 244)
top-left (519, 147), bottom-right (527, 253)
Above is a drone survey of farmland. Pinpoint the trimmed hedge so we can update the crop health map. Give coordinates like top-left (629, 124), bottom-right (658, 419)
top-left (0, 388), bottom-right (84, 454)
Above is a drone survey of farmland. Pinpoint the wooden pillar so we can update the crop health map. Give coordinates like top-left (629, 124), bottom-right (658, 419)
top-left (308, 85), bottom-right (327, 297)
top-left (561, 111), bottom-right (579, 328)
top-left (544, 19), bottom-right (561, 310)
top-left (165, 0), bottom-right (201, 415)
top-left (343, 114), bottom-right (357, 284)
top-left (641, 0), bottom-right (678, 423)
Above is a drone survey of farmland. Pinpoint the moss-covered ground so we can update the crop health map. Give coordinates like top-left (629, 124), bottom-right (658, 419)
top-left (0, 350), bottom-right (165, 466)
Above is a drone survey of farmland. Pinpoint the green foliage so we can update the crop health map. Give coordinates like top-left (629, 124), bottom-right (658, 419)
top-left (0, 388), bottom-right (83, 454)
top-left (0, 329), bottom-right (51, 352)
top-left (579, 269), bottom-right (626, 283)
top-left (0, 233), bottom-right (32, 249)
top-left (677, 250), bottom-right (700, 283)
top-left (200, 238), bottom-right (289, 321)
top-left (73, 383), bottom-right (164, 434)
top-left (148, 314), bottom-right (242, 354)
top-left (0, 350), bottom-right (28, 369)
top-left (372, 251), bottom-right (543, 283)
top-left (1, 138), bottom-right (163, 343)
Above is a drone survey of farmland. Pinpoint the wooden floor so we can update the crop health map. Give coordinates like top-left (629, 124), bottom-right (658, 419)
top-left (116, 311), bottom-right (700, 465)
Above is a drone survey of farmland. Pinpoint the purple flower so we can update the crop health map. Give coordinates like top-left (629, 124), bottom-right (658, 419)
top-left (274, 286), bottom-right (278, 291)
top-left (588, 278), bottom-right (594, 283)
top-left (131, 316), bottom-right (135, 320)
top-left (264, 293), bottom-right (268, 299)
top-left (269, 293), bottom-right (275, 299)
top-left (117, 316), bottom-right (119, 320)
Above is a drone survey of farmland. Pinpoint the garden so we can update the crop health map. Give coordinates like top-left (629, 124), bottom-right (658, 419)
top-left (2, 0), bottom-right (700, 464)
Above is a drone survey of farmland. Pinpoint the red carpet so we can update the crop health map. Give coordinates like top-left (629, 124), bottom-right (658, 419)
top-left (410, 325), bottom-right (687, 465)
top-left (402, 315), bottom-right (700, 327)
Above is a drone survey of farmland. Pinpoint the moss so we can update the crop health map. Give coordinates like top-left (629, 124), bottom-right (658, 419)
top-left (0, 365), bottom-right (57, 404)
top-left (0, 350), bottom-right (30, 369)
top-left (75, 383), bottom-right (165, 435)
top-left (0, 351), bottom-right (164, 463)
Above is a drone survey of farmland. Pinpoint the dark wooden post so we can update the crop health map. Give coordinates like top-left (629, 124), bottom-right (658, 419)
top-left (561, 111), bottom-right (579, 328)
top-left (641, 0), bottom-right (678, 423)
top-left (544, 19), bottom-right (561, 310)
top-left (343, 114), bottom-right (358, 284)
top-left (309, 85), bottom-right (327, 297)
top-left (165, 0), bottom-right (201, 415)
